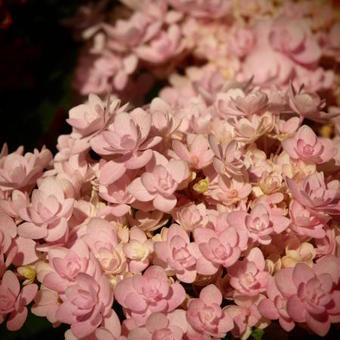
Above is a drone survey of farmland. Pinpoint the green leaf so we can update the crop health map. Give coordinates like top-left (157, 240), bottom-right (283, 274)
top-left (251, 327), bottom-right (265, 340)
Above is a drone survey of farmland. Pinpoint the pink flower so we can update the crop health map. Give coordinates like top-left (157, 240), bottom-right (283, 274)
top-left (172, 134), bottom-right (214, 169)
top-left (67, 94), bottom-right (106, 138)
top-left (245, 202), bottom-right (290, 245)
top-left (209, 137), bottom-right (248, 180)
top-left (269, 256), bottom-right (340, 336)
top-left (90, 108), bottom-right (162, 168)
top-left (98, 162), bottom-right (135, 216)
top-left (0, 271), bottom-right (38, 331)
top-left (172, 202), bottom-right (207, 232)
top-left (215, 87), bottom-right (269, 118)
top-left (228, 28), bottom-right (255, 58)
top-left (115, 265), bottom-right (185, 326)
top-left (81, 218), bottom-right (126, 275)
top-left (123, 226), bottom-right (153, 273)
top-left (56, 272), bottom-right (113, 338)
top-left (269, 15), bottom-right (321, 66)
top-left (0, 212), bottom-right (16, 255)
top-left (186, 284), bottom-right (234, 338)
top-left (31, 287), bottom-right (60, 324)
top-left (154, 224), bottom-right (199, 283)
top-left (193, 211), bottom-right (248, 275)
top-left (228, 247), bottom-right (270, 296)
top-left (42, 240), bottom-right (97, 293)
top-left (18, 177), bottom-right (74, 242)
top-left (282, 125), bottom-right (336, 164)
top-left (128, 310), bottom-right (188, 340)
top-left (289, 200), bottom-right (327, 238)
top-left (0, 146), bottom-right (52, 192)
top-left (258, 276), bottom-right (295, 332)
top-left (136, 25), bottom-right (184, 64)
top-left (128, 153), bottom-right (189, 212)
top-left (287, 172), bottom-right (340, 216)
top-left (225, 295), bottom-right (266, 339)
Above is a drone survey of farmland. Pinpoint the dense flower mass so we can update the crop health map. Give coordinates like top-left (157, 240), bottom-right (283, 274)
top-left (2, 0), bottom-right (340, 339)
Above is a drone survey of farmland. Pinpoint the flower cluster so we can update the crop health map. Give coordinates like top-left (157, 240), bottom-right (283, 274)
top-left (2, 72), bottom-right (340, 338)
top-left (2, 0), bottom-right (340, 339)
top-left (72, 0), bottom-right (340, 106)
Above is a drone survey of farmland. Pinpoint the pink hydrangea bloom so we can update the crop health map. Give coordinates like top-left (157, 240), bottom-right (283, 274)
top-left (193, 211), bottom-right (248, 275)
top-left (172, 202), bottom-right (207, 232)
top-left (258, 275), bottom-right (295, 332)
top-left (228, 247), bottom-right (270, 296)
top-left (0, 271), bottom-right (38, 331)
top-left (172, 134), bottom-right (214, 169)
top-left (128, 310), bottom-right (188, 340)
top-left (186, 284), bottom-right (234, 338)
top-left (123, 226), bottom-right (153, 273)
top-left (81, 218), bottom-right (126, 276)
top-left (90, 108), bottom-right (162, 168)
top-left (289, 200), bottom-right (327, 238)
top-left (0, 146), bottom-right (52, 192)
top-left (287, 172), bottom-right (340, 216)
top-left (42, 239), bottom-right (97, 293)
top-left (18, 177), bottom-right (74, 242)
top-left (282, 125), bottom-right (336, 164)
top-left (128, 153), bottom-right (189, 212)
top-left (136, 25), bottom-right (184, 64)
top-left (245, 202), bottom-right (290, 245)
top-left (228, 28), bottom-right (255, 58)
top-left (267, 256), bottom-right (340, 336)
top-left (115, 265), bottom-right (185, 326)
top-left (56, 271), bottom-right (113, 338)
top-left (154, 224), bottom-right (199, 283)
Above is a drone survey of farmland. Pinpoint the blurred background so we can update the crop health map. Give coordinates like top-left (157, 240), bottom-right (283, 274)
top-left (0, 0), bottom-right (92, 154)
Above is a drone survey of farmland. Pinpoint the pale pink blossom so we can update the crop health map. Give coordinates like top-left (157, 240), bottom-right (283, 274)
top-left (56, 271), bottom-right (113, 338)
top-left (128, 153), bottom-right (189, 212)
top-left (136, 25), bottom-right (184, 64)
top-left (31, 286), bottom-right (60, 324)
top-left (287, 172), bottom-right (340, 216)
top-left (225, 294), bottom-right (268, 339)
top-left (123, 227), bottom-right (153, 273)
top-left (115, 265), bottom-right (185, 326)
top-left (128, 310), bottom-right (188, 340)
top-left (42, 239), bottom-right (97, 293)
top-left (18, 177), bottom-right (74, 242)
top-left (98, 162), bottom-right (135, 216)
top-left (289, 200), bottom-right (327, 238)
top-left (282, 125), bottom-right (336, 164)
top-left (0, 270), bottom-right (38, 331)
top-left (245, 202), bottom-right (290, 245)
top-left (258, 276), bottom-right (295, 332)
top-left (228, 247), bottom-right (270, 296)
top-left (90, 108), bottom-right (162, 168)
top-left (228, 28), bottom-right (255, 58)
top-left (270, 256), bottom-right (340, 336)
top-left (172, 134), bottom-right (214, 169)
top-left (172, 202), bottom-right (207, 232)
top-left (154, 224), bottom-right (199, 283)
top-left (81, 218), bottom-right (126, 276)
top-left (0, 146), bottom-right (52, 192)
top-left (186, 284), bottom-right (234, 338)
top-left (194, 211), bottom-right (248, 275)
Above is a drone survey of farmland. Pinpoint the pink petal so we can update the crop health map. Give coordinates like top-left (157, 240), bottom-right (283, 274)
top-left (7, 307), bottom-right (28, 331)
top-left (153, 195), bottom-right (177, 212)
top-left (200, 284), bottom-right (222, 306)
